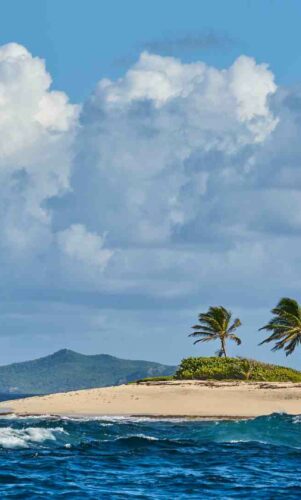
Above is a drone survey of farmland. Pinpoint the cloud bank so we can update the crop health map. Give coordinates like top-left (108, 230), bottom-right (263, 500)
top-left (1, 42), bottom-right (301, 315)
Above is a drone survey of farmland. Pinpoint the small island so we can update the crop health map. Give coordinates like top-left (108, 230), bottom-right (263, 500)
top-left (1, 297), bottom-right (301, 419)
top-left (1, 355), bottom-right (300, 419)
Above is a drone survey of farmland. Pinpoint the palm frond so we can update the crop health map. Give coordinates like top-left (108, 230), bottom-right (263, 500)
top-left (228, 318), bottom-right (242, 333)
top-left (191, 325), bottom-right (218, 334)
top-left (189, 331), bottom-right (219, 339)
top-left (259, 297), bottom-right (301, 356)
top-left (193, 337), bottom-right (219, 345)
top-left (228, 334), bottom-right (241, 345)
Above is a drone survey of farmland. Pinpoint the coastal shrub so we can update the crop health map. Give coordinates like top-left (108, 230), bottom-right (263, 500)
top-left (175, 357), bottom-right (301, 382)
top-left (135, 375), bottom-right (174, 383)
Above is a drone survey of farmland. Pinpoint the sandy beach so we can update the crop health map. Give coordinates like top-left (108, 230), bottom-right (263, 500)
top-left (1, 380), bottom-right (301, 418)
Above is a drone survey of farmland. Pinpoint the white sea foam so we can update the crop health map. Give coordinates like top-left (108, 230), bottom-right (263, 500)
top-left (34, 415), bottom-right (190, 423)
top-left (292, 415), bottom-right (301, 424)
top-left (126, 434), bottom-right (159, 441)
top-left (3, 414), bottom-right (61, 421)
top-left (0, 427), bottom-right (67, 449)
top-left (226, 439), bottom-right (268, 444)
top-left (97, 415), bottom-right (191, 423)
top-left (2, 414), bottom-right (198, 423)
top-left (102, 433), bottom-right (159, 443)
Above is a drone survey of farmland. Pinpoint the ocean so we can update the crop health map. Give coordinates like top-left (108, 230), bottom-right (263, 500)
top-left (0, 413), bottom-right (299, 498)
top-left (0, 394), bottom-right (35, 403)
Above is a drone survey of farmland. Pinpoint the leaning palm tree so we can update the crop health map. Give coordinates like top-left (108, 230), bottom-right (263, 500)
top-left (259, 297), bottom-right (301, 356)
top-left (189, 306), bottom-right (242, 357)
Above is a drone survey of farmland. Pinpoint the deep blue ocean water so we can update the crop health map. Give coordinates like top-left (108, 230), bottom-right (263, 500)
top-left (0, 413), bottom-right (299, 498)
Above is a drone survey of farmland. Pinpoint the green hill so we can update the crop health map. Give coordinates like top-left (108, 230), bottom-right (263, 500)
top-left (0, 349), bottom-right (176, 394)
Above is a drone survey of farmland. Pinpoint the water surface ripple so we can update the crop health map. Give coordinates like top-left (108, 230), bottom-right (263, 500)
top-left (0, 413), bottom-right (299, 498)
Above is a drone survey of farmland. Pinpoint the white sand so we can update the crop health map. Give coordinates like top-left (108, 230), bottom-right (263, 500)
top-left (1, 381), bottom-right (301, 418)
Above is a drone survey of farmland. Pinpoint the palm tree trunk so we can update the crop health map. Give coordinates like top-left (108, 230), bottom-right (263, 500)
top-left (221, 338), bottom-right (227, 357)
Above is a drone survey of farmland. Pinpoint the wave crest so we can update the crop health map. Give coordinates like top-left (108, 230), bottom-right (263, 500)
top-left (0, 426), bottom-right (66, 449)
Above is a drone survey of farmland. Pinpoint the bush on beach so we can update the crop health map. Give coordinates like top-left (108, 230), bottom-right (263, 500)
top-left (134, 375), bottom-right (174, 383)
top-left (175, 357), bottom-right (301, 382)
top-left (135, 357), bottom-right (301, 383)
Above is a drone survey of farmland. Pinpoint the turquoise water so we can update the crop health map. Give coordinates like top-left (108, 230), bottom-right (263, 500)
top-left (0, 413), bottom-right (299, 498)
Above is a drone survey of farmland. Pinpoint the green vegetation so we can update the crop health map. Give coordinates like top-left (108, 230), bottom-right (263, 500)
top-left (259, 297), bottom-right (301, 356)
top-left (136, 356), bottom-right (301, 384)
top-left (175, 357), bottom-right (301, 382)
top-left (135, 375), bottom-right (174, 383)
top-left (0, 349), bottom-right (176, 394)
top-left (189, 306), bottom-right (241, 357)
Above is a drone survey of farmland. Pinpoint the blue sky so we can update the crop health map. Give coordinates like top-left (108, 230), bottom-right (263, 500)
top-left (0, 1), bottom-right (301, 368)
top-left (2, 0), bottom-right (301, 100)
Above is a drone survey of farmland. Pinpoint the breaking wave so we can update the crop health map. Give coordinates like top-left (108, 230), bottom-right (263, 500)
top-left (0, 426), bottom-right (66, 448)
top-left (0, 413), bottom-right (299, 497)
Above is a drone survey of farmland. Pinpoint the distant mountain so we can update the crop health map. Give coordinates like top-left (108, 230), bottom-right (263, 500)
top-left (0, 349), bottom-right (176, 394)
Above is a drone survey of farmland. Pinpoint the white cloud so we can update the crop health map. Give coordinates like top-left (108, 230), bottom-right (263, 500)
top-left (229, 56), bottom-right (276, 119)
top-left (56, 50), bottom-right (301, 305)
top-left (70, 51), bottom-right (278, 253)
top-left (95, 52), bottom-right (277, 143)
top-left (35, 92), bottom-right (76, 132)
top-left (97, 52), bottom-right (204, 105)
top-left (57, 224), bottom-right (113, 270)
top-left (0, 43), bottom-right (79, 255)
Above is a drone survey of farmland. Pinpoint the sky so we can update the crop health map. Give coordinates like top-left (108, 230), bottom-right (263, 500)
top-left (0, 0), bottom-right (301, 368)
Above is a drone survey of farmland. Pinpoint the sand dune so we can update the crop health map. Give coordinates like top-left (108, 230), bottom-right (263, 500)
top-left (1, 381), bottom-right (301, 418)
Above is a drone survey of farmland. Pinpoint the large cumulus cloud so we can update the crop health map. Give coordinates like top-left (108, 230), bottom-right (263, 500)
top-left (2, 43), bottom-right (301, 311)
top-left (55, 52), bottom-right (276, 242)
top-left (0, 43), bottom-right (77, 256)
top-left (50, 51), bottom-right (284, 300)
top-left (0, 43), bottom-right (112, 287)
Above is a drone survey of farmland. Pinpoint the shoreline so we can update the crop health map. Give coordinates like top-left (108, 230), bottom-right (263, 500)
top-left (0, 410), bottom-right (283, 421)
top-left (0, 411), bottom-right (257, 420)
top-left (0, 380), bottom-right (300, 419)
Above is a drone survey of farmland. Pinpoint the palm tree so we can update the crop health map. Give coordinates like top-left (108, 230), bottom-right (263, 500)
top-left (189, 306), bottom-right (242, 357)
top-left (259, 297), bottom-right (301, 356)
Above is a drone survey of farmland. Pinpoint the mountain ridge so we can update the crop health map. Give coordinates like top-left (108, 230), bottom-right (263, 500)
top-left (0, 349), bottom-right (176, 394)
